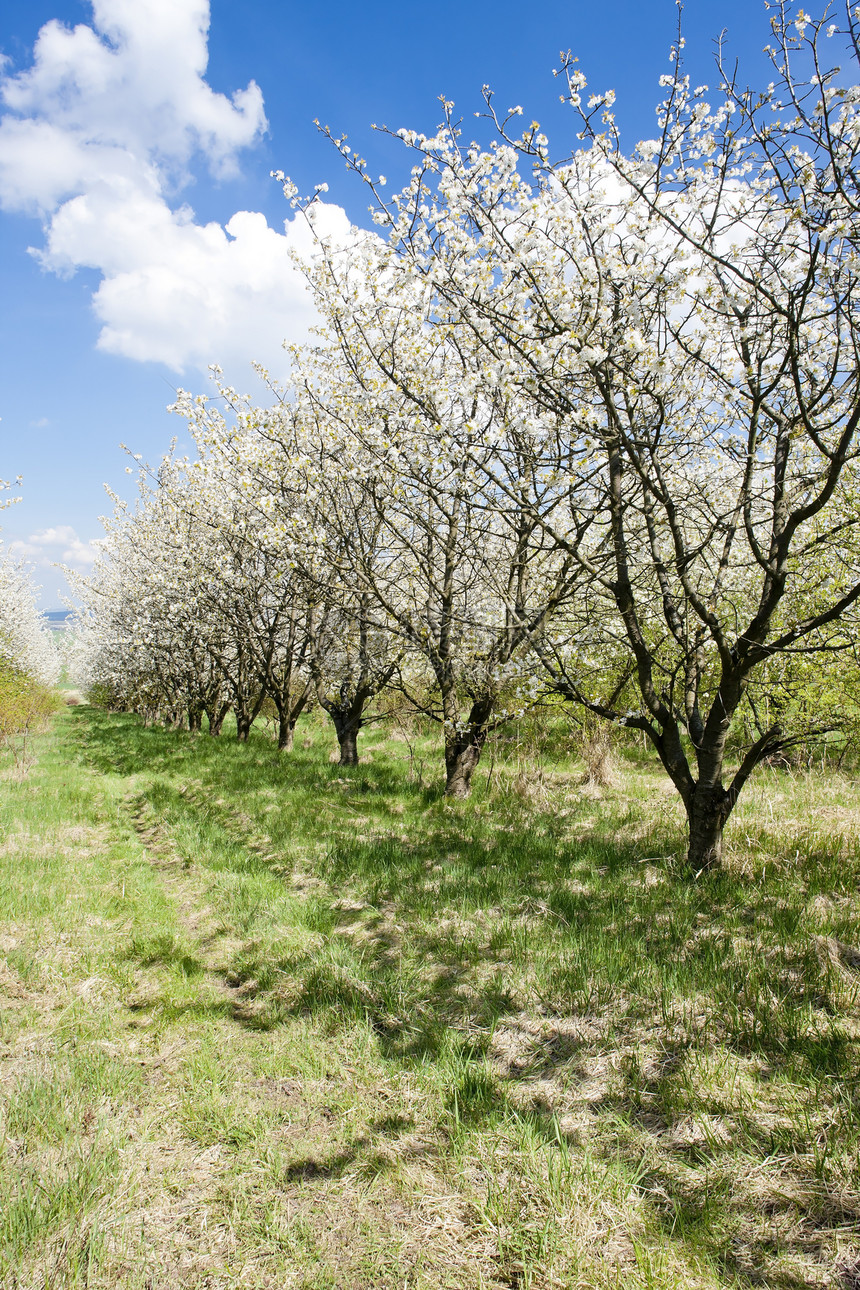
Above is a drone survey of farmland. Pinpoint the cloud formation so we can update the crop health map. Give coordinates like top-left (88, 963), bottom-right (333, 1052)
top-left (5, 526), bottom-right (101, 607)
top-left (9, 525), bottom-right (100, 571)
top-left (0, 0), bottom-right (348, 376)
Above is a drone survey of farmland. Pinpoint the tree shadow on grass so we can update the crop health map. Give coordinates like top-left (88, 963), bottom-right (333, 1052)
top-left (84, 704), bottom-right (860, 1086)
top-left (71, 706), bottom-right (860, 1289)
top-left (280, 1145), bottom-right (368, 1183)
top-left (73, 706), bottom-right (423, 813)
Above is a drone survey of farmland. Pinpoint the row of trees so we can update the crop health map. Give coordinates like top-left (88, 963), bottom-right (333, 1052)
top-left (0, 480), bottom-right (59, 697)
top-left (76, 3), bottom-right (860, 872)
top-left (0, 550), bottom-right (60, 690)
top-left (0, 519), bottom-right (62, 757)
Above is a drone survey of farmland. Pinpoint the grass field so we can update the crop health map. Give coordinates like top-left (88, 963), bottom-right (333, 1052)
top-left (1, 707), bottom-right (860, 1288)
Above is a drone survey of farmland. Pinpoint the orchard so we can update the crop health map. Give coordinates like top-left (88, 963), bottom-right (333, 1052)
top-left (75, 2), bottom-right (860, 872)
top-left (8, 6), bottom-right (860, 1288)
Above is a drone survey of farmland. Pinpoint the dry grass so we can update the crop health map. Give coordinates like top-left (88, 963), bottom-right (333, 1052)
top-left (2, 709), bottom-right (860, 1287)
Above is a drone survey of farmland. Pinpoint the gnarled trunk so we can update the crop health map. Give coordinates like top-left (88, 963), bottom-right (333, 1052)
top-left (277, 713), bottom-right (296, 752)
top-left (444, 741), bottom-right (484, 797)
top-left (188, 705), bottom-right (203, 733)
top-left (317, 684), bottom-right (373, 767)
top-left (235, 710), bottom-right (252, 742)
top-left (207, 702), bottom-right (229, 736)
top-left (332, 711), bottom-right (360, 766)
top-left (272, 680), bottom-right (313, 753)
top-left (443, 704), bottom-right (493, 798)
top-left (685, 785), bottom-right (731, 874)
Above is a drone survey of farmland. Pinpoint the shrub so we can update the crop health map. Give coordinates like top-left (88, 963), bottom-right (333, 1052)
top-left (0, 662), bottom-right (62, 768)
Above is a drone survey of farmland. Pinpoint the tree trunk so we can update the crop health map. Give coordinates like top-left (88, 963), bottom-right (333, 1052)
top-left (685, 786), bottom-right (730, 873)
top-left (444, 733), bottom-right (486, 798)
top-left (443, 700), bottom-right (494, 798)
top-left (335, 719), bottom-right (359, 766)
top-left (188, 706), bottom-right (203, 733)
top-left (207, 703), bottom-right (229, 736)
top-left (277, 713), bottom-right (296, 752)
top-left (235, 711), bottom-right (252, 742)
top-left (317, 689), bottom-right (370, 767)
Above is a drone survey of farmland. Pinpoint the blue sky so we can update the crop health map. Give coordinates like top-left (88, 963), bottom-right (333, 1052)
top-left (0, 0), bottom-right (774, 604)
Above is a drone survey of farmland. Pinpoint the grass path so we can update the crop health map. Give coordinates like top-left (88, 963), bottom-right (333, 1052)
top-left (1, 709), bottom-right (860, 1287)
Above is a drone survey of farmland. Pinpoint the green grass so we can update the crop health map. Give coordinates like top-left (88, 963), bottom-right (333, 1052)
top-left (1, 705), bottom-right (859, 1287)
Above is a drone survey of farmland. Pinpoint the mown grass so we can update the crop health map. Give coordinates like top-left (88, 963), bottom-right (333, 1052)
top-left (1, 705), bottom-right (859, 1287)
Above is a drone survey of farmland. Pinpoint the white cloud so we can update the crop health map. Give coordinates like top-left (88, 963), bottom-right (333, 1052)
top-left (0, 0), bottom-right (266, 208)
top-left (9, 525), bottom-right (101, 571)
top-left (42, 191), bottom-right (352, 373)
top-left (0, 0), bottom-right (349, 377)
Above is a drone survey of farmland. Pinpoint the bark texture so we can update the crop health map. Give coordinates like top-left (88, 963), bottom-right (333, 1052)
top-left (277, 715), bottom-right (296, 752)
top-left (333, 715), bottom-right (360, 766)
top-left (685, 786), bottom-right (731, 873)
top-left (206, 703), bottom-right (229, 737)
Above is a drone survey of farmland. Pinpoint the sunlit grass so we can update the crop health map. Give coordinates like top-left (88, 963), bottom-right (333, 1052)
top-left (1, 705), bottom-right (859, 1287)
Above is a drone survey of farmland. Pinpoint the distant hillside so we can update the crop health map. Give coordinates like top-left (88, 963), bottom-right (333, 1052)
top-left (43, 610), bottom-right (72, 631)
